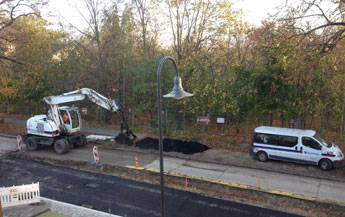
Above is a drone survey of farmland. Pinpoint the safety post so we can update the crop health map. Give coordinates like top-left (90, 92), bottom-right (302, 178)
top-left (258, 176), bottom-right (261, 189)
top-left (91, 146), bottom-right (101, 166)
top-left (185, 177), bottom-right (188, 188)
top-left (135, 155), bottom-right (139, 167)
top-left (16, 135), bottom-right (24, 152)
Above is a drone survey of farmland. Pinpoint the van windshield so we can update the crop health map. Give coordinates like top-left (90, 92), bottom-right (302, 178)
top-left (313, 133), bottom-right (332, 148)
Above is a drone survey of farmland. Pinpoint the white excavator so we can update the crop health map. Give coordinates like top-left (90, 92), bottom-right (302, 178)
top-left (22, 88), bottom-right (136, 154)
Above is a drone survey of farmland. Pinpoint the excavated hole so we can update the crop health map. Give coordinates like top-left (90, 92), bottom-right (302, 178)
top-left (135, 137), bottom-right (210, 155)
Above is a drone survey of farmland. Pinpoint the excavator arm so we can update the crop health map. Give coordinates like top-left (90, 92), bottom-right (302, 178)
top-left (43, 88), bottom-right (136, 145)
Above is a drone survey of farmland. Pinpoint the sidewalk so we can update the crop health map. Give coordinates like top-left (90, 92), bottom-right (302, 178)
top-left (1, 118), bottom-right (345, 207)
top-left (5, 137), bottom-right (345, 206)
top-left (2, 117), bottom-right (344, 182)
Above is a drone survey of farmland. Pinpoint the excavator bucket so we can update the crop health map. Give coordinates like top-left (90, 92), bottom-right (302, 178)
top-left (115, 130), bottom-right (137, 145)
top-left (115, 103), bottom-right (137, 145)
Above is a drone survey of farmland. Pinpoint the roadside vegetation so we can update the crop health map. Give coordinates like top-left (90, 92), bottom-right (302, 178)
top-left (0, 0), bottom-right (345, 150)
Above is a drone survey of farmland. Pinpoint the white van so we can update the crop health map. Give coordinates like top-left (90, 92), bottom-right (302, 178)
top-left (250, 126), bottom-right (344, 170)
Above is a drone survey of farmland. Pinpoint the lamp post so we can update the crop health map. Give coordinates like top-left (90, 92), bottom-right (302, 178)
top-left (157, 56), bottom-right (193, 217)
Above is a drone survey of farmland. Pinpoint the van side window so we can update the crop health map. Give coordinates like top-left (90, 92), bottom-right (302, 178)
top-left (276, 135), bottom-right (298, 147)
top-left (302, 137), bottom-right (322, 150)
top-left (254, 133), bottom-right (276, 145)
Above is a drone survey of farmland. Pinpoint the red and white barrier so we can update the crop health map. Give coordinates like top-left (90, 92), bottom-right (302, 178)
top-left (17, 135), bottom-right (24, 151)
top-left (0, 182), bottom-right (40, 208)
top-left (135, 155), bottom-right (139, 167)
top-left (92, 146), bottom-right (101, 165)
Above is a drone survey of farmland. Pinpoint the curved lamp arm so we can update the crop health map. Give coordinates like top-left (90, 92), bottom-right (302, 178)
top-left (156, 56), bottom-right (193, 217)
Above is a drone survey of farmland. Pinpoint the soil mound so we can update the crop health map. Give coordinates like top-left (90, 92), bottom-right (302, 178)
top-left (135, 137), bottom-right (210, 155)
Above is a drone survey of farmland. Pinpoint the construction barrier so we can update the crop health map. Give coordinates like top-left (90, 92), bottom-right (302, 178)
top-left (92, 146), bottom-right (101, 165)
top-left (16, 135), bottom-right (24, 151)
top-left (0, 182), bottom-right (40, 208)
top-left (87, 135), bottom-right (114, 141)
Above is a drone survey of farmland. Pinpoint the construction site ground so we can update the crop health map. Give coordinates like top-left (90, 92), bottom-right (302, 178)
top-left (1, 119), bottom-right (344, 180)
top-left (1, 118), bottom-right (345, 216)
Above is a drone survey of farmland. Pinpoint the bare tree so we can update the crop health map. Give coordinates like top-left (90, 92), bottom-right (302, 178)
top-left (167, 0), bottom-right (223, 63)
top-left (133, 0), bottom-right (149, 56)
top-left (66, 0), bottom-right (116, 92)
top-left (279, 0), bottom-right (345, 52)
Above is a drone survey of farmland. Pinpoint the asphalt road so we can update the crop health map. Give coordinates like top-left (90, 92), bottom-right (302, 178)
top-left (0, 157), bottom-right (301, 217)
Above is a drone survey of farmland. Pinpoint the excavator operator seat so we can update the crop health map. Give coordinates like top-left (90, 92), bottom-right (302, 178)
top-left (59, 106), bottom-right (81, 133)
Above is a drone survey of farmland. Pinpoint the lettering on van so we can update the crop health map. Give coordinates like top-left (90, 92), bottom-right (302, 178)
top-left (303, 151), bottom-right (319, 156)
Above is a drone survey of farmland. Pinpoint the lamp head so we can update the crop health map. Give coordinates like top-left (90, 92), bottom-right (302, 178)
top-left (163, 76), bottom-right (193, 100)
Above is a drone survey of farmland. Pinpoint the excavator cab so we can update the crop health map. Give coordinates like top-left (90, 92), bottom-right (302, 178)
top-left (59, 106), bottom-right (81, 133)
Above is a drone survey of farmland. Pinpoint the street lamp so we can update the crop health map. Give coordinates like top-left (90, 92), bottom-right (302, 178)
top-left (157, 56), bottom-right (193, 217)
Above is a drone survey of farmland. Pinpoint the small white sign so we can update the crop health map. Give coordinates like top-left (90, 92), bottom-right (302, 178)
top-left (81, 107), bottom-right (87, 115)
top-left (217, 118), bottom-right (225, 124)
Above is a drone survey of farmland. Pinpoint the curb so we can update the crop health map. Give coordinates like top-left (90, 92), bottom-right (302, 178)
top-left (125, 165), bottom-right (345, 207)
top-left (0, 134), bottom-right (17, 139)
top-left (41, 197), bottom-right (121, 217)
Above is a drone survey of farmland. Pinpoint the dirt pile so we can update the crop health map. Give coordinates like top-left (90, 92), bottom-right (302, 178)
top-left (135, 137), bottom-right (210, 154)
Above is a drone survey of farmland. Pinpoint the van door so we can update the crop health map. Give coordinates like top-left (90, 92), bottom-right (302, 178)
top-left (301, 137), bottom-right (322, 164)
top-left (273, 135), bottom-right (301, 162)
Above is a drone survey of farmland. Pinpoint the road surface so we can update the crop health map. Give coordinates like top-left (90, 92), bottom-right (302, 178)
top-left (1, 136), bottom-right (345, 205)
top-left (0, 156), bottom-right (301, 217)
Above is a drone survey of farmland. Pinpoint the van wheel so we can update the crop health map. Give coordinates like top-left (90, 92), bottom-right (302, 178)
top-left (257, 151), bottom-right (268, 162)
top-left (54, 139), bottom-right (69, 154)
top-left (319, 159), bottom-right (332, 171)
top-left (26, 137), bottom-right (38, 151)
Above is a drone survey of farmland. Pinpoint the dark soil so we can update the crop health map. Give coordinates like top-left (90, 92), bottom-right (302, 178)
top-left (135, 137), bottom-right (210, 154)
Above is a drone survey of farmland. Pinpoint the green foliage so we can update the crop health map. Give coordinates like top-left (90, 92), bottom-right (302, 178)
top-left (0, 0), bottom-right (344, 132)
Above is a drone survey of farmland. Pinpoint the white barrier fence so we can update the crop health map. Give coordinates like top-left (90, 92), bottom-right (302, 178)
top-left (86, 135), bottom-right (114, 141)
top-left (0, 182), bottom-right (40, 208)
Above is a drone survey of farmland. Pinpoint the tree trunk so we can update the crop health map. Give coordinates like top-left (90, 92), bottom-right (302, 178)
top-left (245, 114), bottom-right (249, 142)
top-left (295, 117), bottom-right (299, 128)
top-left (281, 116), bottom-right (284, 127)
top-left (269, 115), bottom-right (273, 126)
top-left (131, 108), bottom-right (135, 127)
top-left (341, 101), bottom-right (344, 133)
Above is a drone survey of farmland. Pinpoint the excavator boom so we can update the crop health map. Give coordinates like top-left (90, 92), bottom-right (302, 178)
top-left (44, 88), bottom-right (136, 145)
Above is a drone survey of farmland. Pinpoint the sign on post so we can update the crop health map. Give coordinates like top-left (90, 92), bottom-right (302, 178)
top-left (197, 115), bottom-right (211, 125)
top-left (81, 107), bottom-right (87, 115)
top-left (217, 118), bottom-right (225, 124)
